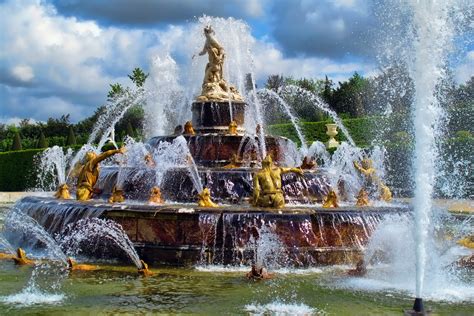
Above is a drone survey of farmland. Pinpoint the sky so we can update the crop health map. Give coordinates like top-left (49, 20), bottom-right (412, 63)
top-left (0, 0), bottom-right (472, 125)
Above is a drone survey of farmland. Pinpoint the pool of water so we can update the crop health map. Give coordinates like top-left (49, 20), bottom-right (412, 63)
top-left (0, 205), bottom-right (472, 315)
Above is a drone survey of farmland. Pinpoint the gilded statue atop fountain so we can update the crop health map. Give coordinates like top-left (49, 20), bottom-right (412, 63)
top-left (194, 26), bottom-right (243, 102)
top-left (353, 158), bottom-right (392, 202)
top-left (253, 154), bottom-right (303, 208)
top-left (54, 183), bottom-right (71, 199)
top-left (197, 188), bottom-right (218, 207)
top-left (148, 186), bottom-right (164, 204)
top-left (322, 189), bottom-right (339, 208)
top-left (76, 147), bottom-right (126, 201)
top-left (109, 186), bottom-right (125, 203)
top-left (356, 188), bottom-right (370, 207)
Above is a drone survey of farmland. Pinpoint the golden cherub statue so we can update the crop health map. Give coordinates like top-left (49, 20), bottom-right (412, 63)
top-left (300, 156), bottom-right (317, 170)
top-left (148, 186), bottom-right (164, 204)
top-left (76, 147), bottom-right (126, 201)
top-left (252, 154), bottom-right (303, 208)
top-left (356, 188), bottom-right (370, 207)
top-left (322, 189), bottom-right (339, 208)
top-left (54, 183), bottom-right (71, 199)
top-left (197, 188), bottom-right (218, 207)
top-left (109, 186), bottom-right (125, 203)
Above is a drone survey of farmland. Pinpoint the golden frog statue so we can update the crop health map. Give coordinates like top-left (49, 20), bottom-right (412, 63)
top-left (253, 154), bottom-right (303, 208)
top-left (148, 186), bottom-right (164, 204)
top-left (228, 120), bottom-right (238, 135)
top-left (13, 248), bottom-right (34, 265)
top-left (322, 190), bottom-right (339, 208)
top-left (356, 188), bottom-right (370, 207)
top-left (109, 186), bottom-right (125, 203)
top-left (54, 183), bottom-right (71, 199)
top-left (184, 121), bottom-right (196, 135)
top-left (223, 153), bottom-right (242, 169)
top-left (353, 158), bottom-right (392, 202)
top-left (197, 188), bottom-right (218, 207)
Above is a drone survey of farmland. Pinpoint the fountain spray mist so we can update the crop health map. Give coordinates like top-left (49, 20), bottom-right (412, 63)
top-left (408, 1), bottom-right (454, 299)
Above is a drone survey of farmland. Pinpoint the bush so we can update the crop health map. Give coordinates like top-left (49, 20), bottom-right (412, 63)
top-left (0, 149), bottom-right (44, 191)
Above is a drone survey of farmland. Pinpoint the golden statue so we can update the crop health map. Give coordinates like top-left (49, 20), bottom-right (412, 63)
top-left (148, 186), bottom-right (164, 204)
top-left (144, 153), bottom-right (155, 167)
top-left (197, 188), bottom-right (218, 207)
top-left (300, 156), bottom-right (317, 170)
top-left (246, 264), bottom-right (274, 280)
top-left (184, 121), bottom-right (196, 135)
top-left (252, 154), bottom-right (303, 208)
top-left (67, 258), bottom-right (99, 271)
top-left (138, 260), bottom-right (153, 276)
top-left (109, 186), bottom-right (125, 203)
top-left (76, 147), bottom-right (126, 201)
top-left (54, 183), bottom-right (71, 199)
top-left (322, 190), bottom-right (339, 208)
top-left (353, 158), bottom-right (392, 202)
top-left (228, 120), bottom-right (238, 135)
top-left (223, 153), bottom-right (242, 169)
top-left (356, 188), bottom-right (370, 207)
top-left (458, 236), bottom-right (474, 249)
top-left (13, 248), bottom-right (34, 265)
top-left (194, 26), bottom-right (243, 102)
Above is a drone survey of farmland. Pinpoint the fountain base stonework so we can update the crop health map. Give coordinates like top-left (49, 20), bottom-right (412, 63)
top-left (17, 196), bottom-right (409, 266)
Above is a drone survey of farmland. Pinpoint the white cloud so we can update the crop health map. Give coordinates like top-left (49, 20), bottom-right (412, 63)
top-left (11, 65), bottom-right (34, 82)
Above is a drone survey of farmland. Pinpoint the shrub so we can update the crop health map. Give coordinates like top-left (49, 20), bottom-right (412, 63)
top-left (0, 149), bottom-right (43, 191)
top-left (11, 132), bottom-right (22, 151)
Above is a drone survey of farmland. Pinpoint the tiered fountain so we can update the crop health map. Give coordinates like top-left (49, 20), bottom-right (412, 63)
top-left (11, 25), bottom-right (408, 268)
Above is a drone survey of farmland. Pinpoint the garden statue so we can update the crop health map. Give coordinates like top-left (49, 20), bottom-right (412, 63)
top-left (149, 186), bottom-right (164, 204)
top-left (138, 260), bottom-right (153, 276)
top-left (194, 26), bottom-right (243, 102)
top-left (300, 156), bottom-right (317, 170)
top-left (353, 158), bottom-right (392, 201)
top-left (223, 153), bottom-right (242, 169)
top-left (356, 188), bottom-right (370, 207)
top-left (228, 120), bottom-right (238, 135)
top-left (76, 147), bottom-right (126, 201)
top-left (197, 188), bottom-right (218, 207)
top-left (144, 153), bottom-right (155, 167)
top-left (323, 189), bottom-right (339, 208)
top-left (13, 248), bottom-right (33, 265)
top-left (109, 186), bottom-right (125, 203)
top-left (67, 258), bottom-right (99, 271)
top-left (54, 183), bottom-right (71, 199)
top-left (184, 121), bottom-right (196, 135)
top-left (253, 154), bottom-right (303, 208)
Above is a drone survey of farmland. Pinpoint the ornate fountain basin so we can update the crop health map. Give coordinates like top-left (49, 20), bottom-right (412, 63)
top-left (17, 196), bottom-right (410, 267)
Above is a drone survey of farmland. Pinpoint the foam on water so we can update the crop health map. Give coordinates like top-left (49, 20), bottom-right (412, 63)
top-left (244, 301), bottom-right (321, 316)
top-left (1, 286), bottom-right (65, 306)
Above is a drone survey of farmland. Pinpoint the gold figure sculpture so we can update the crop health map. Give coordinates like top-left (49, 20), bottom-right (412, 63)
top-left (228, 120), bottom-right (238, 135)
top-left (184, 121), bottom-right (196, 135)
top-left (458, 236), bottom-right (474, 249)
top-left (54, 183), bottom-right (71, 199)
top-left (353, 158), bottom-right (392, 202)
top-left (252, 154), bottom-right (303, 208)
top-left (148, 186), bottom-right (164, 204)
top-left (322, 190), bottom-right (339, 208)
top-left (67, 258), bottom-right (99, 271)
top-left (109, 186), bottom-right (125, 203)
top-left (356, 188), bottom-right (370, 207)
top-left (144, 153), bottom-right (155, 167)
top-left (300, 156), bottom-right (317, 170)
top-left (138, 260), bottom-right (153, 276)
top-left (13, 248), bottom-right (34, 265)
top-left (246, 264), bottom-right (274, 280)
top-left (197, 188), bottom-right (218, 207)
top-left (223, 153), bottom-right (242, 169)
top-left (194, 26), bottom-right (243, 102)
top-left (76, 147), bottom-right (126, 201)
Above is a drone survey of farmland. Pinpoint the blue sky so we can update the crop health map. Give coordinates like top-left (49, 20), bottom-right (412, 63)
top-left (0, 0), bottom-right (472, 124)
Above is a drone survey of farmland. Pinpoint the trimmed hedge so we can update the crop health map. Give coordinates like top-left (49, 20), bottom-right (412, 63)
top-left (0, 148), bottom-right (44, 191)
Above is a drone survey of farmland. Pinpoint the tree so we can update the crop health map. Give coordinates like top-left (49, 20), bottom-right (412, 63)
top-left (126, 122), bottom-right (135, 138)
top-left (107, 83), bottom-right (125, 100)
top-left (332, 72), bottom-right (370, 117)
top-left (37, 131), bottom-right (48, 148)
top-left (265, 75), bottom-right (285, 92)
top-left (66, 126), bottom-right (77, 146)
top-left (321, 76), bottom-right (333, 105)
top-left (11, 132), bottom-right (22, 151)
top-left (128, 68), bottom-right (149, 88)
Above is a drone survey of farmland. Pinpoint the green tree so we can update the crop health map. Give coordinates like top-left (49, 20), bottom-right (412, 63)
top-left (321, 76), bottom-right (333, 105)
top-left (107, 83), bottom-right (125, 100)
top-left (332, 72), bottom-right (370, 117)
top-left (11, 132), bottom-right (22, 151)
top-left (128, 68), bottom-right (149, 88)
top-left (66, 126), bottom-right (77, 146)
top-left (126, 122), bottom-right (135, 138)
top-left (37, 131), bottom-right (48, 148)
top-left (265, 75), bottom-right (285, 92)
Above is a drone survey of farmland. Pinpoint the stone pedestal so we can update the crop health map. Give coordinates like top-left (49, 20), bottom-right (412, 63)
top-left (191, 101), bottom-right (246, 133)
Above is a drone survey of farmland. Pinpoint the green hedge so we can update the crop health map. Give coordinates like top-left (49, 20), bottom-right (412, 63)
top-left (0, 148), bottom-right (44, 191)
